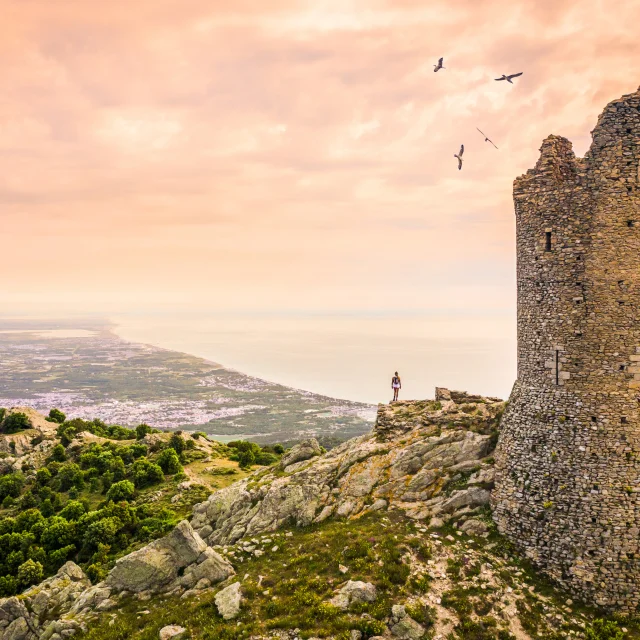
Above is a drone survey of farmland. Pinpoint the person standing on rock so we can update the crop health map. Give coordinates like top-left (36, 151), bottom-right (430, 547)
top-left (391, 372), bottom-right (401, 402)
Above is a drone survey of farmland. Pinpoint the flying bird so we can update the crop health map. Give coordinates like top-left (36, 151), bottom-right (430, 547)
top-left (433, 57), bottom-right (444, 72)
top-left (454, 144), bottom-right (464, 170)
top-left (495, 72), bottom-right (523, 84)
top-left (476, 128), bottom-right (498, 149)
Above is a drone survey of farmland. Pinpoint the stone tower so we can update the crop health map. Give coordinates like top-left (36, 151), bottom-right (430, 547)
top-left (493, 87), bottom-right (640, 611)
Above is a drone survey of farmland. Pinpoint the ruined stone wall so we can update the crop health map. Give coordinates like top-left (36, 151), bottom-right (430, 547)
top-left (492, 87), bottom-right (640, 611)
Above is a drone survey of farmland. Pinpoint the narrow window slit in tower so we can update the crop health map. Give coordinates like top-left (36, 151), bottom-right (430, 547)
top-left (591, 416), bottom-right (597, 423)
top-left (620, 365), bottom-right (626, 371)
top-left (555, 350), bottom-right (560, 386)
top-left (622, 417), bottom-right (628, 424)
top-left (628, 220), bottom-right (636, 228)
top-left (577, 255), bottom-right (582, 261)
top-left (545, 232), bottom-right (552, 251)
top-left (619, 301), bottom-right (625, 305)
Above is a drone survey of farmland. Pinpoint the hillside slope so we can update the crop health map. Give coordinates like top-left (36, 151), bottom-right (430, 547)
top-left (0, 392), bottom-right (634, 640)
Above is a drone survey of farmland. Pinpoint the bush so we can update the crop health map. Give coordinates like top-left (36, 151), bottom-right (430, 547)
top-left (131, 458), bottom-right (164, 488)
top-left (17, 559), bottom-right (43, 588)
top-left (585, 619), bottom-right (624, 640)
top-left (158, 448), bottom-right (182, 475)
top-left (1, 412), bottom-right (32, 434)
top-left (0, 473), bottom-right (24, 502)
top-left (136, 424), bottom-right (152, 440)
top-left (168, 433), bottom-right (185, 455)
top-left (273, 444), bottom-right (285, 455)
top-left (59, 500), bottom-right (86, 521)
top-left (46, 409), bottom-right (66, 424)
top-left (51, 444), bottom-right (67, 462)
top-left (107, 480), bottom-right (136, 502)
top-left (238, 449), bottom-right (256, 469)
top-left (255, 452), bottom-right (278, 466)
top-left (83, 517), bottom-right (123, 548)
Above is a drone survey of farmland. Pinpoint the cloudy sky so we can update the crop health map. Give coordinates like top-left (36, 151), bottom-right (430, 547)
top-left (2, 0), bottom-right (639, 319)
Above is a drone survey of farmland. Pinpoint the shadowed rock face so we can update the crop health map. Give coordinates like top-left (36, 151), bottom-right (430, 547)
top-left (191, 390), bottom-right (503, 546)
top-left (493, 86), bottom-right (640, 611)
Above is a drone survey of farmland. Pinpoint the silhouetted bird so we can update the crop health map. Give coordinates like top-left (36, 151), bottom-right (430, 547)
top-left (433, 57), bottom-right (444, 72)
top-left (495, 72), bottom-right (523, 84)
top-left (476, 128), bottom-right (498, 149)
top-left (454, 144), bottom-right (464, 170)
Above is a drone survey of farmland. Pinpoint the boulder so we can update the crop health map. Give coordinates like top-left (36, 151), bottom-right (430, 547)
top-left (159, 625), bottom-right (186, 640)
top-left (390, 605), bottom-right (426, 640)
top-left (215, 582), bottom-right (242, 620)
top-left (279, 439), bottom-right (322, 469)
top-left (106, 520), bottom-right (233, 594)
top-left (459, 518), bottom-right (489, 536)
top-left (329, 581), bottom-right (377, 610)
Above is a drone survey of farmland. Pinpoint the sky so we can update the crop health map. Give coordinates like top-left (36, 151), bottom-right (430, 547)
top-left (2, 0), bottom-right (639, 318)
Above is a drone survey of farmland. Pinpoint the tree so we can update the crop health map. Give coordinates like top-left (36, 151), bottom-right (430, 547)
top-left (168, 433), bottom-right (185, 455)
top-left (17, 559), bottom-right (43, 588)
top-left (107, 480), bottom-right (135, 503)
top-left (238, 449), bottom-right (256, 469)
top-left (51, 444), bottom-right (67, 462)
top-left (46, 409), bottom-right (66, 424)
top-left (131, 458), bottom-right (164, 488)
top-left (56, 463), bottom-right (84, 492)
top-left (36, 468), bottom-right (52, 486)
top-left (273, 444), bottom-right (285, 455)
top-left (1, 412), bottom-right (32, 434)
top-left (59, 500), bottom-right (86, 521)
top-left (0, 473), bottom-right (24, 502)
top-left (136, 424), bottom-right (152, 440)
top-left (157, 448), bottom-right (182, 475)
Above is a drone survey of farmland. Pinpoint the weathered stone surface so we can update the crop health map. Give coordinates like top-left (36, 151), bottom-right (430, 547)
top-left (459, 518), bottom-right (489, 536)
top-left (106, 520), bottom-right (232, 594)
top-left (279, 438), bottom-right (322, 469)
top-left (0, 563), bottom-right (90, 640)
top-left (493, 86), bottom-right (640, 612)
top-left (389, 605), bottom-right (425, 640)
top-left (214, 582), bottom-right (242, 620)
top-left (159, 625), bottom-right (186, 640)
top-left (191, 393), bottom-right (502, 546)
top-left (329, 581), bottom-right (377, 610)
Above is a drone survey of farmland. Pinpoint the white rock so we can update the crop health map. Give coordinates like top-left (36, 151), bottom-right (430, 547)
top-left (159, 625), bottom-right (187, 640)
top-left (215, 582), bottom-right (243, 620)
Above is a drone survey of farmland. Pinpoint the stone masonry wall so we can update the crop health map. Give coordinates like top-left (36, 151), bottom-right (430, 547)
top-left (492, 87), bottom-right (640, 611)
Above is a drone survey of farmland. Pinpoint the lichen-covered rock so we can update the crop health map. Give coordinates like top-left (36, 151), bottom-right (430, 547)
top-left (279, 438), bottom-right (322, 470)
top-left (389, 605), bottom-right (425, 640)
top-left (214, 582), bottom-right (242, 620)
top-left (329, 581), bottom-right (377, 610)
top-left (106, 520), bottom-right (233, 594)
top-left (0, 563), bottom-right (90, 640)
top-left (191, 391), bottom-right (502, 546)
top-left (159, 625), bottom-right (186, 640)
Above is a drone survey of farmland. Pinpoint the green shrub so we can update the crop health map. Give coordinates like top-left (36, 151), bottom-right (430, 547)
top-left (136, 424), bottom-right (152, 440)
top-left (168, 433), bottom-right (185, 455)
top-left (273, 444), bottom-right (285, 454)
top-left (131, 458), bottom-right (164, 488)
top-left (59, 500), bottom-right (86, 521)
top-left (51, 444), bottom-right (67, 462)
top-left (17, 559), bottom-right (43, 588)
top-left (585, 619), bottom-right (625, 640)
top-left (0, 473), bottom-right (24, 502)
top-left (107, 480), bottom-right (136, 503)
top-left (157, 448), bottom-right (182, 475)
top-left (2, 412), bottom-right (32, 434)
top-left (46, 409), bottom-right (66, 424)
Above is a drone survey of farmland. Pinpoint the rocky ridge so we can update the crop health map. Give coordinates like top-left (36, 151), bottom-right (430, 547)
top-left (191, 389), bottom-right (503, 545)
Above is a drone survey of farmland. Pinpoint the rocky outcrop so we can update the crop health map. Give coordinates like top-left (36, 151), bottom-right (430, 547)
top-left (329, 581), bottom-right (377, 610)
top-left (104, 520), bottom-right (233, 595)
top-left (279, 438), bottom-right (322, 471)
top-left (6, 522), bottom-right (234, 640)
top-left (191, 390), bottom-right (503, 545)
top-left (0, 562), bottom-right (90, 640)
